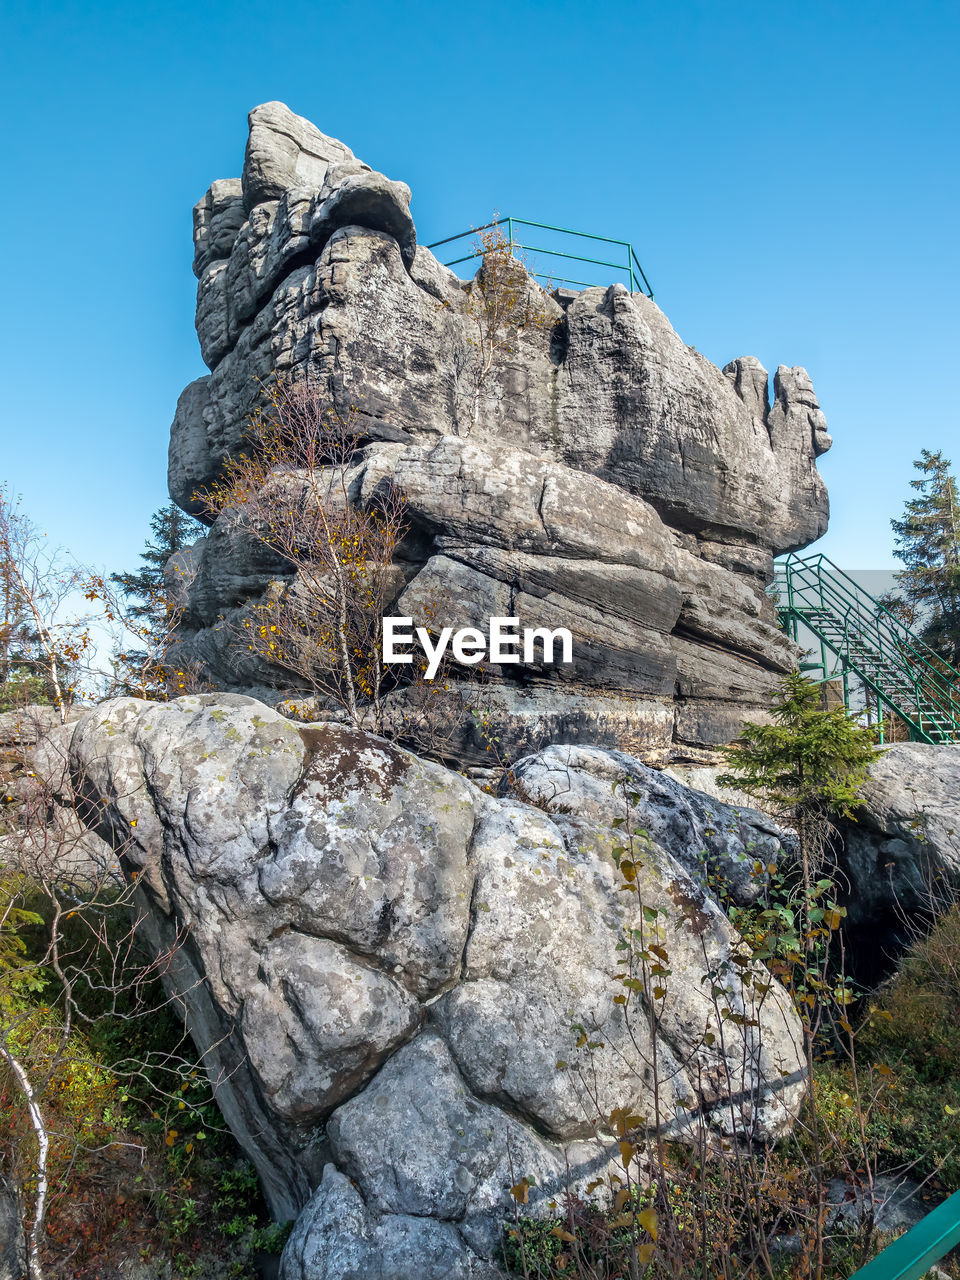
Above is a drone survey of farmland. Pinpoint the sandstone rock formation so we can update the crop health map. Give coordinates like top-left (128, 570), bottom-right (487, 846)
top-left (167, 101), bottom-right (832, 762)
top-left (837, 742), bottom-right (960, 930)
top-left (61, 694), bottom-right (806, 1274)
top-left (0, 705), bottom-right (117, 888)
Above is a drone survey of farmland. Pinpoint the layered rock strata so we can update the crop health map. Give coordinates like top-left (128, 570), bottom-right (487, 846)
top-left (168, 102), bottom-right (832, 760)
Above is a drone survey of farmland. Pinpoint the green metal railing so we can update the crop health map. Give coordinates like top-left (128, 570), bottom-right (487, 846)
top-left (427, 216), bottom-right (655, 298)
top-left (850, 1186), bottom-right (960, 1278)
top-left (775, 553), bottom-right (960, 744)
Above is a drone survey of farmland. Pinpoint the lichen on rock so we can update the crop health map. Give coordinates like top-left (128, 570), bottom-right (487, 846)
top-left (62, 695), bottom-right (807, 1274)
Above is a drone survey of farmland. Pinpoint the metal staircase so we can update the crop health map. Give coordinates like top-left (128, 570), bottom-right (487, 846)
top-left (775, 553), bottom-right (960, 744)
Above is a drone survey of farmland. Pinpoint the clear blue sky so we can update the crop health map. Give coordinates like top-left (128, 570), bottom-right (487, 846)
top-left (2, 0), bottom-right (957, 579)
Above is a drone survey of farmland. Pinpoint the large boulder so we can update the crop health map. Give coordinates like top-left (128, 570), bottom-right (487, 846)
top-left (838, 742), bottom-right (960, 928)
top-left (165, 102), bottom-right (832, 763)
top-left (65, 696), bottom-right (806, 1275)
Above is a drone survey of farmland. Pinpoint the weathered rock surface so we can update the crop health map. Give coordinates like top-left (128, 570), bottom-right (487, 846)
top-left (0, 1181), bottom-right (25, 1280)
top-left (0, 704), bottom-right (85, 748)
top-left (665, 743), bottom-right (960, 978)
top-left (508, 744), bottom-right (791, 907)
top-left (837, 742), bottom-right (960, 927)
top-left (65, 695), bottom-right (805, 1275)
top-left (279, 1163), bottom-right (500, 1280)
top-left (0, 706), bottom-right (117, 887)
top-left (166, 102), bottom-right (832, 762)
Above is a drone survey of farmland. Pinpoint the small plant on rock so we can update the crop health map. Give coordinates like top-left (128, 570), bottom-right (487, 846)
top-left (461, 218), bottom-right (555, 430)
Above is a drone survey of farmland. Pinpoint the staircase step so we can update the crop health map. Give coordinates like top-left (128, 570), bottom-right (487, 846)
top-left (780, 570), bottom-right (960, 743)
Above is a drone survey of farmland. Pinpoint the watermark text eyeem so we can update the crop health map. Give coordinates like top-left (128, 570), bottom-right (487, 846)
top-left (383, 617), bottom-right (574, 680)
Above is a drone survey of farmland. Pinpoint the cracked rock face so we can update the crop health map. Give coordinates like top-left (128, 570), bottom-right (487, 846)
top-left (64, 696), bottom-right (805, 1277)
top-left (836, 742), bottom-right (960, 929)
top-left (166, 101), bottom-right (832, 762)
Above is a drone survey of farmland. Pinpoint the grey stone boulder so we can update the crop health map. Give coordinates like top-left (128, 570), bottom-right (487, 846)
top-left (826, 1174), bottom-right (938, 1235)
top-left (27, 717), bottom-right (79, 801)
top-left (0, 704), bottom-right (85, 748)
top-left (167, 378), bottom-right (216, 517)
top-left (279, 1164), bottom-right (500, 1280)
top-left (64, 695), bottom-right (806, 1275)
top-left (507, 743), bottom-right (791, 906)
top-left (193, 178), bottom-right (246, 277)
top-left (0, 709), bottom-right (117, 888)
top-left (770, 1175), bottom-right (942, 1266)
top-left (0, 800), bottom-right (120, 890)
top-left (838, 742), bottom-right (960, 925)
top-left (448, 746), bottom-right (805, 1150)
top-left (309, 171), bottom-right (416, 269)
top-left (326, 1032), bottom-right (617, 1261)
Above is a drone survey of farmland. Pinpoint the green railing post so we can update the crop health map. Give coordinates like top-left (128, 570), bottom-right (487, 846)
top-left (850, 1187), bottom-right (960, 1279)
top-left (773, 552), bottom-right (960, 744)
top-left (426, 218), bottom-right (654, 298)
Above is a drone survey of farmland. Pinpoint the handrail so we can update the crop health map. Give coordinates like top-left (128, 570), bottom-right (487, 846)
top-left (775, 553), bottom-right (960, 743)
top-left (778, 556), bottom-right (960, 707)
top-left (849, 1186), bottom-right (960, 1279)
top-left (782, 554), bottom-right (955, 681)
top-left (426, 215), bottom-right (655, 299)
top-left (789, 610), bottom-right (936, 743)
top-left (782, 574), bottom-right (957, 729)
top-left (630, 245), bottom-right (655, 297)
top-left (776, 556), bottom-right (958, 689)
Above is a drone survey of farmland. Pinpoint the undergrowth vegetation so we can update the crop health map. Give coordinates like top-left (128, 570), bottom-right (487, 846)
top-left (1, 829), bottom-right (291, 1280)
top-left (825, 902), bottom-right (960, 1190)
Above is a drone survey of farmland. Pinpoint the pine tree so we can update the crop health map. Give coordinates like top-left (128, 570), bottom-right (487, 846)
top-left (109, 503), bottom-right (203, 694)
top-left (110, 503), bottom-right (202, 633)
top-left (718, 671), bottom-right (879, 861)
top-left (890, 449), bottom-right (960, 668)
top-left (717, 673), bottom-right (879, 984)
